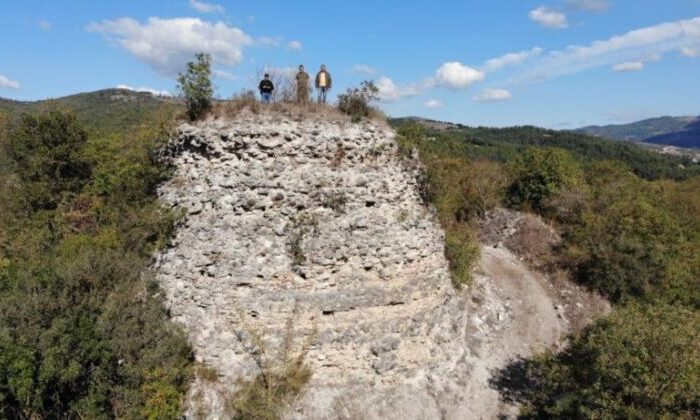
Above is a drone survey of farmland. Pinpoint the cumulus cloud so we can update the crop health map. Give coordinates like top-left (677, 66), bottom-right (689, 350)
top-left (213, 69), bottom-right (237, 80)
top-left (612, 61), bottom-right (644, 72)
top-left (37, 20), bottom-right (52, 31)
top-left (529, 7), bottom-right (568, 29)
top-left (474, 89), bottom-right (512, 102)
top-left (257, 36), bottom-right (282, 47)
top-left (483, 47), bottom-right (544, 72)
top-left (189, 0), bottom-right (225, 14)
top-left (375, 76), bottom-right (420, 101)
top-left (512, 16), bottom-right (700, 83)
top-left (682, 46), bottom-right (699, 57)
top-left (0, 74), bottom-right (20, 89)
top-left (287, 40), bottom-right (302, 50)
top-left (434, 62), bottom-right (485, 90)
top-left (566, 0), bottom-right (610, 12)
top-left (88, 17), bottom-right (253, 77)
top-left (116, 84), bottom-right (171, 96)
top-left (424, 99), bottom-right (443, 109)
top-left (352, 64), bottom-right (377, 75)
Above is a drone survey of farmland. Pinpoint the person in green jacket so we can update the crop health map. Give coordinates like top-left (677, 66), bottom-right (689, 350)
top-left (295, 65), bottom-right (310, 103)
top-left (315, 64), bottom-right (332, 104)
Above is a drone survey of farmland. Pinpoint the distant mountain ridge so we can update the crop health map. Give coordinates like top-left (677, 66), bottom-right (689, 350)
top-left (576, 116), bottom-right (700, 148)
top-left (0, 88), bottom-right (180, 135)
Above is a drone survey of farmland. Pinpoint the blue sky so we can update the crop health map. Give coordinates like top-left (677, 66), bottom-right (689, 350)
top-left (1, 0), bottom-right (700, 127)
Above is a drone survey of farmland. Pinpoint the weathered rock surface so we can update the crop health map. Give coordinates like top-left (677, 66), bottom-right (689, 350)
top-left (153, 112), bottom-right (606, 419)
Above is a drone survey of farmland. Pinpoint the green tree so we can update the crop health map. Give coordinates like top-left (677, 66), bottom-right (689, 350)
top-left (337, 80), bottom-right (378, 122)
top-left (2, 112), bottom-right (92, 211)
top-left (177, 53), bottom-right (214, 121)
top-left (507, 147), bottom-right (584, 212)
top-left (558, 162), bottom-right (687, 304)
top-left (509, 304), bottom-right (700, 418)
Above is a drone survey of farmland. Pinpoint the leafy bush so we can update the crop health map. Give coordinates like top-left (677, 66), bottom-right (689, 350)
top-left (547, 162), bottom-right (689, 305)
top-left (397, 125), bottom-right (484, 287)
top-left (507, 147), bottom-right (585, 212)
top-left (2, 111), bottom-right (92, 211)
top-left (337, 81), bottom-right (378, 122)
top-left (462, 160), bottom-right (510, 218)
top-left (497, 304), bottom-right (700, 418)
top-left (444, 225), bottom-right (480, 288)
top-left (177, 52), bottom-right (214, 121)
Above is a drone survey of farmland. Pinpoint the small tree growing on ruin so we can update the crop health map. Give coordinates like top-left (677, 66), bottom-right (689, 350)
top-left (338, 80), bottom-right (379, 121)
top-left (177, 53), bottom-right (214, 120)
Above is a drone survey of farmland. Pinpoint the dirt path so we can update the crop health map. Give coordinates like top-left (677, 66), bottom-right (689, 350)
top-left (453, 244), bottom-right (607, 419)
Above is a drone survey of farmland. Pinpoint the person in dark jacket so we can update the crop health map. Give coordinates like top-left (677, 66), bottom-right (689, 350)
top-left (315, 64), bottom-right (332, 103)
top-left (258, 74), bottom-right (274, 103)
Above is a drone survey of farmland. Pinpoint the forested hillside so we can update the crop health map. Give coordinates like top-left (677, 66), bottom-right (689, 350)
top-left (0, 106), bottom-right (191, 417)
top-left (0, 89), bottom-right (181, 136)
top-left (576, 116), bottom-right (700, 148)
top-left (396, 120), bottom-right (700, 418)
top-left (390, 119), bottom-right (700, 180)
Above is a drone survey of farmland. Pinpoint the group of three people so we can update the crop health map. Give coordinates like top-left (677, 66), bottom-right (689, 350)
top-left (258, 64), bottom-right (332, 104)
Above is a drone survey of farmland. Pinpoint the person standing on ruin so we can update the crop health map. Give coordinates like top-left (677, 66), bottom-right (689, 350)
top-left (258, 73), bottom-right (274, 103)
top-left (315, 64), bottom-right (332, 104)
top-left (295, 65), bottom-right (310, 103)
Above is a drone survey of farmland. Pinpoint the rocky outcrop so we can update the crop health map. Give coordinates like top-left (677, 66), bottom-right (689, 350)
top-left (153, 111), bottom-right (605, 419)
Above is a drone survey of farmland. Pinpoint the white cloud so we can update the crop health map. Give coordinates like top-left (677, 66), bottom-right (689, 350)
top-left (213, 69), bottom-right (237, 80)
top-left (287, 40), bottom-right (302, 50)
top-left (189, 0), bottom-right (225, 14)
top-left (424, 99), bottom-right (443, 109)
top-left (37, 20), bottom-right (52, 31)
top-left (529, 7), bottom-right (568, 29)
top-left (612, 61), bottom-right (644, 72)
top-left (434, 62), bottom-right (485, 90)
top-left (566, 0), bottom-right (610, 12)
top-left (352, 64), bottom-right (377, 75)
top-left (375, 76), bottom-right (419, 101)
top-left (0, 75), bottom-right (20, 89)
top-left (116, 84), bottom-right (171, 96)
top-left (645, 53), bottom-right (662, 62)
top-left (88, 17), bottom-right (253, 77)
top-left (682, 46), bottom-right (699, 57)
top-left (512, 16), bottom-right (700, 83)
top-left (483, 47), bottom-right (544, 72)
top-left (474, 89), bottom-right (512, 102)
top-left (257, 36), bottom-right (282, 47)
top-left (373, 62), bottom-right (484, 102)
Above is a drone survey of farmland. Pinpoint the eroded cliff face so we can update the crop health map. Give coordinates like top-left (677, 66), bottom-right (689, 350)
top-left (153, 112), bottom-right (606, 419)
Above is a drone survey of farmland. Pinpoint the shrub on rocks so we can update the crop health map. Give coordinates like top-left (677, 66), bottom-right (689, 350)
top-left (177, 53), bottom-right (214, 121)
top-left (337, 81), bottom-right (379, 122)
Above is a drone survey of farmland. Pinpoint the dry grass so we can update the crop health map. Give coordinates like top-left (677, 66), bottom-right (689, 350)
top-left (209, 91), bottom-right (386, 124)
top-left (506, 214), bottom-right (561, 270)
top-left (227, 314), bottom-right (315, 420)
top-left (194, 363), bottom-right (220, 383)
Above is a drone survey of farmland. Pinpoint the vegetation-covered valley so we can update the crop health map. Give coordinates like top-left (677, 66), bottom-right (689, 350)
top-left (394, 120), bottom-right (700, 418)
top-left (0, 86), bottom-right (698, 417)
top-left (0, 103), bottom-right (192, 418)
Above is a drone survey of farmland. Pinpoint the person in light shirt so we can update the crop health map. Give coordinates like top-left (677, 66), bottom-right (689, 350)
top-left (314, 64), bottom-right (332, 104)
